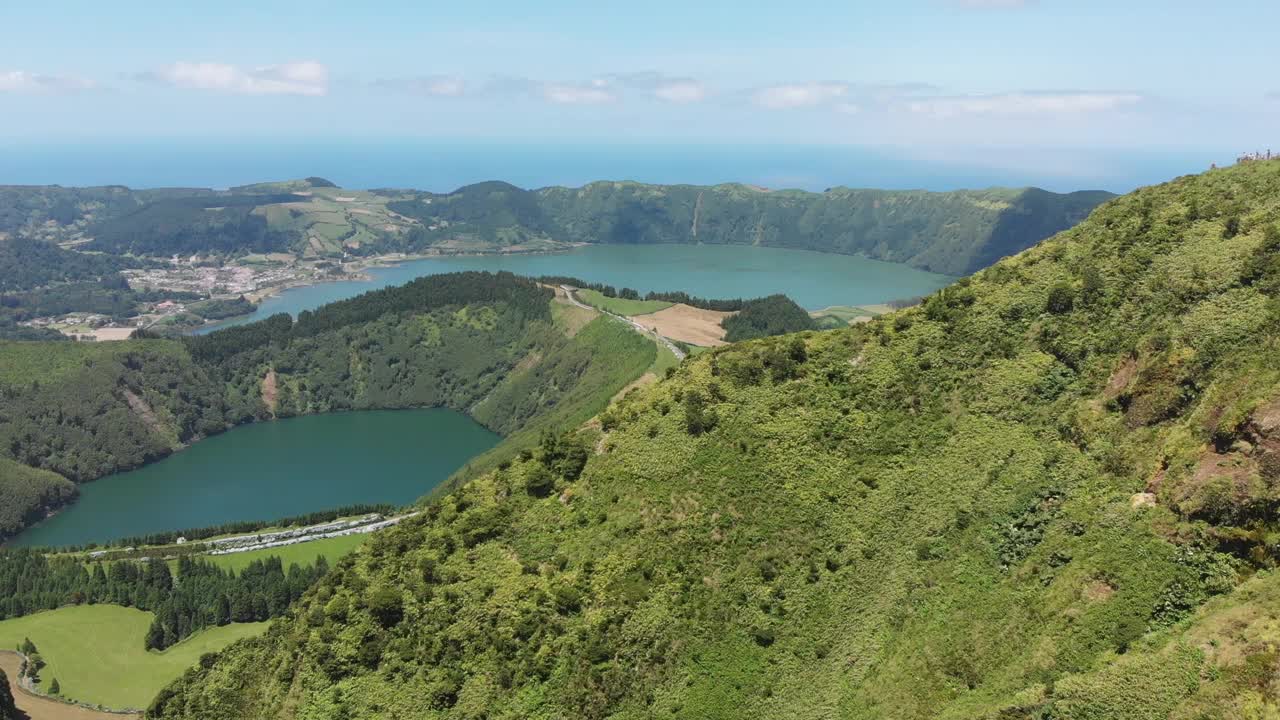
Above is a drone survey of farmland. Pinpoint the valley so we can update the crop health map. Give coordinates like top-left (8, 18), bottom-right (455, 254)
top-left (194, 242), bottom-right (955, 334)
top-left (142, 159), bottom-right (1280, 719)
top-left (1, 175), bottom-right (1104, 342)
top-left (3, 162), bottom-right (1275, 718)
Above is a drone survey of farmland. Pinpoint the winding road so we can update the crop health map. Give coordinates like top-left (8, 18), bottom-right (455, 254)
top-left (560, 286), bottom-right (686, 361)
top-left (0, 651), bottom-right (137, 720)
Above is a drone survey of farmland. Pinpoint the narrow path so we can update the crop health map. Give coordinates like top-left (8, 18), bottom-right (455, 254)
top-left (0, 652), bottom-right (137, 720)
top-left (560, 286), bottom-right (686, 360)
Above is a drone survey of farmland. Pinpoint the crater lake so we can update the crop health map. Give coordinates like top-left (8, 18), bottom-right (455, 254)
top-left (9, 409), bottom-right (499, 548)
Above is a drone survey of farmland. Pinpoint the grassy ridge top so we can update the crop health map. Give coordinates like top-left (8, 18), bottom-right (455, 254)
top-left (150, 160), bottom-right (1280, 719)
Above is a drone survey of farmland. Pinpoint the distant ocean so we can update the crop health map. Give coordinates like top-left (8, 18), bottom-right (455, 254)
top-left (0, 139), bottom-right (1221, 194)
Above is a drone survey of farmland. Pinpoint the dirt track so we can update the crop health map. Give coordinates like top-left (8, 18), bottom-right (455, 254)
top-left (630, 304), bottom-right (734, 347)
top-left (0, 652), bottom-right (138, 720)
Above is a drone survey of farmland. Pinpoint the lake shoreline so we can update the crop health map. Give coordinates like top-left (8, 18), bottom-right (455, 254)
top-left (192, 242), bottom-right (592, 334)
top-left (8, 407), bottom-right (501, 550)
top-left (193, 242), bottom-right (955, 334)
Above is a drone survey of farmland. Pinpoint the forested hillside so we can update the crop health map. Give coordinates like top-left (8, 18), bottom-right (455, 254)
top-left (392, 181), bottom-right (1112, 275)
top-left (86, 194), bottom-right (302, 256)
top-left (0, 236), bottom-right (152, 293)
top-left (0, 178), bottom-right (1109, 276)
top-left (0, 459), bottom-right (76, 539)
top-left (151, 161), bottom-right (1280, 719)
top-left (0, 272), bottom-right (655, 542)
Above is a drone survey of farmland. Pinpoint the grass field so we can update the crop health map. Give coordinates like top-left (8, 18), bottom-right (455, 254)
top-left (810, 304), bottom-right (885, 329)
top-left (648, 341), bottom-right (681, 377)
top-left (578, 289), bottom-right (673, 316)
top-left (201, 533), bottom-right (367, 574)
top-left (0, 605), bottom-right (266, 710)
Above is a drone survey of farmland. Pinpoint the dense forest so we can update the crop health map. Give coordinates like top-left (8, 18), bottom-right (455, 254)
top-left (152, 161), bottom-right (1280, 718)
top-left (0, 271), bottom-right (656, 542)
top-left (86, 194), bottom-right (302, 256)
top-left (0, 236), bottom-right (152, 293)
top-left (0, 459), bottom-right (76, 539)
top-left (721, 294), bottom-right (818, 342)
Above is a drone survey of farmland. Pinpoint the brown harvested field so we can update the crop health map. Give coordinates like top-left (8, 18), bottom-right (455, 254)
top-left (0, 652), bottom-right (138, 720)
top-left (631, 304), bottom-right (735, 347)
top-left (87, 328), bottom-right (135, 342)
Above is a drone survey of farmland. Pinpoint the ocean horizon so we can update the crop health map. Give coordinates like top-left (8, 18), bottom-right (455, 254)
top-left (0, 139), bottom-right (1223, 195)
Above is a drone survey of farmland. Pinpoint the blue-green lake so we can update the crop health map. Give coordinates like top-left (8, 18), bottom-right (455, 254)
top-left (203, 244), bottom-right (953, 332)
top-left (10, 409), bottom-right (499, 548)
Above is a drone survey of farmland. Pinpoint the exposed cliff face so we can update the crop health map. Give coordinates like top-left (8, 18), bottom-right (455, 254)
top-left (148, 162), bottom-right (1280, 719)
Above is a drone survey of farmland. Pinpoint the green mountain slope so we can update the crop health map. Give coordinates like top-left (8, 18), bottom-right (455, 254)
top-left (393, 181), bottom-right (1112, 275)
top-left (0, 272), bottom-right (655, 542)
top-left (150, 160), bottom-right (1280, 719)
top-left (0, 458), bottom-right (76, 538)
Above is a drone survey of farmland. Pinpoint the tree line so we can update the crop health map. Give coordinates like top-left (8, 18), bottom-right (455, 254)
top-left (146, 555), bottom-right (329, 650)
top-left (185, 271), bottom-right (552, 365)
top-left (0, 547), bottom-right (331, 651)
top-left (111, 504), bottom-right (395, 550)
top-left (535, 275), bottom-right (751, 311)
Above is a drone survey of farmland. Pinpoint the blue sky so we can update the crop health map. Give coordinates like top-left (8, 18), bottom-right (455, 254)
top-left (2, 1), bottom-right (1277, 155)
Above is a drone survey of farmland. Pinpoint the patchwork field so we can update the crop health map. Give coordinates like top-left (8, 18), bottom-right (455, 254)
top-left (630, 303), bottom-right (734, 347)
top-left (240, 183), bottom-right (419, 257)
top-left (0, 605), bottom-right (266, 711)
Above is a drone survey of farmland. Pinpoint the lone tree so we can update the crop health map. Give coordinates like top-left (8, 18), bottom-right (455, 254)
top-left (0, 668), bottom-right (16, 720)
top-left (48, 677), bottom-right (60, 695)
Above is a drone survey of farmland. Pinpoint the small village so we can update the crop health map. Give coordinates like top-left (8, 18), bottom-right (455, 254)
top-left (18, 254), bottom-right (353, 341)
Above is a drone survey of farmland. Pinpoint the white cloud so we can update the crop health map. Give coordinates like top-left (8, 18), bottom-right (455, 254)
top-left (752, 82), bottom-right (850, 110)
top-left (541, 81), bottom-right (616, 105)
top-left (651, 79), bottom-right (706, 103)
top-left (383, 75), bottom-right (467, 98)
top-left (143, 61), bottom-right (328, 96)
top-left (602, 73), bottom-right (707, 103)
top-left (375, 71), bottom-right (705, 105)
top-left (903, 92), bottom-right (1144, 117)
top-left (0, 70), bottom-right (95, 93)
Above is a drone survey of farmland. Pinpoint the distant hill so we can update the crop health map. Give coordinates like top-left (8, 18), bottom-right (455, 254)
top-left (395, 180), bottom-right (1114, 275)
top-left (0, 179), bottom-right (1113, 275)
top-left (150, 160), bottom-right (1280, 718)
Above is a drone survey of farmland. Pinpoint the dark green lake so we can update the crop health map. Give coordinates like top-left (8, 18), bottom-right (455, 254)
top-left (9, 409), bottom-right (499, 548)
top-left (201, 244), bottom-right (954, 332)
